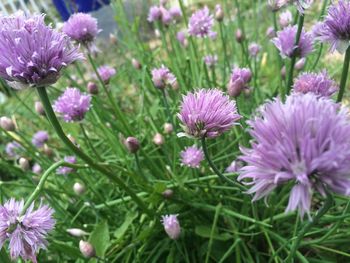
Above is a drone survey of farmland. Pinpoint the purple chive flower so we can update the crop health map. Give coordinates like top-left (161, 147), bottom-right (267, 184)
top-left (5, 141), bottom-right (22, 158)
top-left (188, 6), bottom-right (215, 38)
top-left (159, 6), bottom-right (172, 25)
top-left (293, 70), bottom-right (338, 97)
top-left (279, 10), bottom-right (292, 28)
top-left (293, 0), bottom-right (313, 13)
top-left (227, 67), bottom-right (252, 97)
top-left (62, 13), bottom-right (99, 45)
top-left (176, 31), bottom-right (188, 47)
top-left (226, 160), bottom-right (243, 173)
top-left (203, 55), bottom-right (218, 68)
top-left (0, 199), bottom-right (55, 262)
top-left (151, 65), bottom-right (176, 89)
top-left (53, 88), bottom-right (91, 122)
top-left (161, 214), bottom-right (181, 240)
top-left (178, 89), bottom-right (241, 138)
top-left (272, 25), bottom-right (313, 58)
top-left (32, 163), bottom-right (42, 174)
top-left (248, 43), bottom-right (261, 57)
top-left (97, 65), bottom-right (116, 84)
top-left (0, 12), bottom-right (82, 89)
top-left (31, 131), bottom-right (49, 148)
top-left (57, 156), bottom-right (76, 175)
top-left (313, 0), bottom-right (350, 53)
top-left (169, 7), bottom-right (182, 20)
top-left (148, 6), bottom-right (162, 22)
top-left (268, 0), bottom-right (288, 11)
top-left (238, 93), bottom-right (350, 218)
top-left (180, 145), bottom-right (204, 168)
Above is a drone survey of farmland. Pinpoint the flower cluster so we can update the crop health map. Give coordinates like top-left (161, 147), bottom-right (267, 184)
top-left (180, 145), bottom-right (204, 168)
top-left (32, 130), bottom-right (49, 148)
top-left (227, 67), bottom-right (252, 97)
top-left (188, 6), bottom-right (216, 38)
top-left (151, 65), bottom-right (177, 89)
top-left (147, 1), bottom-right (182, 25)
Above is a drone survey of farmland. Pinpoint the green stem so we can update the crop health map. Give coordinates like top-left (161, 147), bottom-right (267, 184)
top-left (36, 86), bottom-right (153, 217)
top-left (337, 46), bottom-right (350, 102)
top-left (285, 193), bottom-right (333, 263)
top-left (80, 123), bottom-right (102, 161)
top-left (86, 52), bottom-right (132, 135)
top-left (22, 160), bottom-right (65, 214)
top-left (286, 14), bottom-right (304, 96)
top-left (201, 137), bottom-right (243, 188)
top-left (219, 22), bottom-right (228, 82)
top-left (161, 89), bottom-right (175, 129)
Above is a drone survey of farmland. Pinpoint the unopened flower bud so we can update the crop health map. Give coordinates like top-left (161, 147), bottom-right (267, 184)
top-left (162, 189), bottom-right (174, 199)
top-left (79, 240), bottom-right (96, 258)
top-left (295, 58), bottom-right (306, 71)
top-left (153, 133), bottom-right (164, 146)
top-left (124, 137), bottom-right (140, 153)
top-left (19, 157), bottom-right (30, 171)
top-left (215, 4), bottom-right (224, 21)
top-left (73, 182), bottom-right (86, 195)
top-left (131, 58), bottom-right (142, 70)
top-left (32, 163), bottom-right (42, 174)
top-left (67, 228), bottom-right (88, 237)
top-left (43, 145), bottom-right (54, 158)
top-left (235, 29), bottom-right (244, 43)
top-left (0, 116), bottom-right (15, 131)
top-left (87, 82), bottom-right (98, 95)
top-left (161, 214), bottom-right (181, 240)
top-left (35, 101), bottom-right (46, 116)
top-left (266, 27), bottom-right (275, 39)
top-left (163, 123), bottom-right (173, 134)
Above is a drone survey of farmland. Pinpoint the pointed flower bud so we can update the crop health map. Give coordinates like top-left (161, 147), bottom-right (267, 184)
top-left (0, 116), bottom-right (15, 131)
top-left (79, 240), bottom-right (96, 258)
top-left (153, 133), bottom-right (164, 146)
top-left (87, 82), bottom-right (98, 95)
top-left (73, 182), bottom-right (86, 195)
top-left (161, 214), bottom-right (181, 240)
top-left (124, 137), bottom-right (140, 153)
top-left (67, 228), bottom-right (89, 237)
top-left (163, 123), bottom-right (173, 134)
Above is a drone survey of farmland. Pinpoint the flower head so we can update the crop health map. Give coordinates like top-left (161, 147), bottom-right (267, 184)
top-left (148, 6), bottom-right (162, 22)
top-left (151, 65), bottom-right (176, 89)
top-left (227, 67), bottom-right (252, 97)
top-left (57, 156), bottom-right (76, 175)
top-left (0, 12), bottom-right (82, 89)
top-left (188, 6), bottom-right (215, 38)
top-left (293, 0), bottom-right (313, 14)
top-left (62, 13), bottom-right (99, 44)
top-left (313, 0), bottom-right (350, 53)
top-left (248, 43), bottom-right (261, 57)
top-left (268, 0), bottom-right (288, 11)
top-left (279, 10), bottom-right (292, 28)
top-left (238, 93), bottom-right (350, 218)
top-left (32, 130), bottom-right (49, 148)
top-left (178, 89), bottom-right (241, 138)
top-left (5, 141), bottom-right (22, 158)
top-left (0, 199), bottom-right (55, 262)
top-left (53, 88), bottom-right (91, 122)
top-left (97, 65), bottom-right (116, 84)
top-left (272, 25), bottom-right (313, 58)
top-left (180, 145), bottom-right (204, 168)
top-left (293, 70), bottom-right (338, 97)
top-left (161, 214), bottom-right (181, 240)
top-left (203, 55), bottom-right (218, 68)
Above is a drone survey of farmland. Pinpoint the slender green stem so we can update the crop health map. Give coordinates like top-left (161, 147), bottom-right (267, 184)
top-left (86, 52), bottom-right (132, 135)
top-left (80, 123), bottom-right (102, 161)
top-left (201, 137), bottom-right (243, 188)
top-left (219, 22), bottom-right (228, 82)
top-left (36, 86), bottom-right (153, 217)
top-left (286, 14), bottom-right (304, 96)
top-left (134, 152), bottom-right (148, 182)
top-left (337, 46), bottom-right (350, 102)
top-left (22, 160), bottom-right (65, 214)
top-left (161, 89), bottom-right (175, 129)
top-left (285, 193), bottom-right (333, 263)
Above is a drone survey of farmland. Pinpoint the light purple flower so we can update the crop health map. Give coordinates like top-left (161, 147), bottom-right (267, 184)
top-left (32, 163), bottom-right (42, 174)
top-left (188, 6), bottom-right (215, 38)
top-left (161, 214), bottom-right (181, 240)
top-left (268, 0), bottom-right (288, 11)
top-left (227, 67), bottom-right (252, 97)
top-left (238, 93), bottom-right (350, 218)
top-left (180, 145), bottom-right (204, 168)
top-left (272, 25), bottom-right (313, 58)
top-left (53, 88), bottom-right (91, 122)
top-left (203, 55), bottom-right (218, 68)
top-left (160, 6), bottom-right (172, 25)
top-left (0, 12), bottom-right (82, 89)
top-left (31, 131), bottom-right (49, 148)
top-left (177, 31), bottom-right (188, 47)
top-left (293, 0), bottom-right (313, 14)
top-left (178, 89), bottom-right (241, 138)
top-left (293, 70), bottom-right (338, 97)
top-left (57, 156), bottom-right (76, 175)
top-left (169, 7), bottom-right (182, 20)
top-left (62, 13), bottom-right (99, 44)
top-left (226, 160), bottom-right (243, 173)
top-left (266, 27), bottom-right (276, 39)
top-left (0, 199), bottom-right (55, 262)
top-left (5, 141), bottom-right (22, 158)
top-left (313, 0), bottom-right (350, 53)
top-left (97, 65), bottom-right (116, 84)
top-left (279, 10), bottom-right (292, 28)
top-left (148, 6), bottom-right (162, 22)
top-left (248, 43), bottom-right (261, 57)
top-left (151, 65), bottom-right (176, 89)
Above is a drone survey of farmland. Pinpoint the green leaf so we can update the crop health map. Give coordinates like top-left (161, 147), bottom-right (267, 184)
top-left (195, 225), bottom-right (232, 241)
top-left (50, 241), bottom-right (83, 259)
top-left (114, 211), bottom-right (138, 240)
top-left (89, 220), bottom-right (110, 257)
top-left (0, 248), bottom-right (11, 263)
